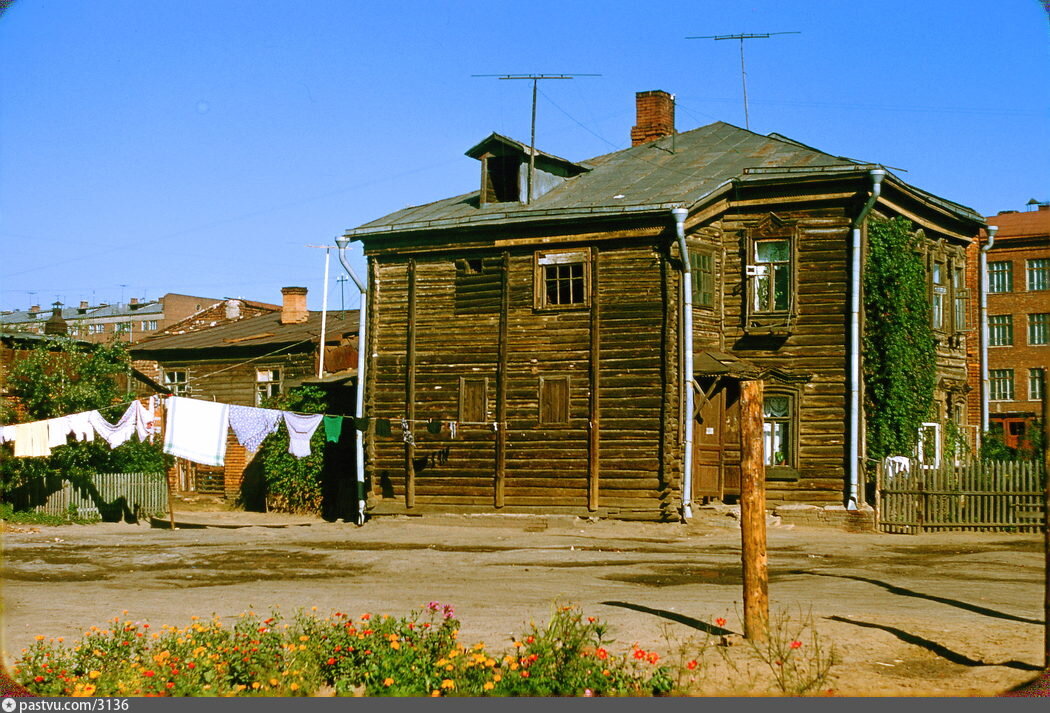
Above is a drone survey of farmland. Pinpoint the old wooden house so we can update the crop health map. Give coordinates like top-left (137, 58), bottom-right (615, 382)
top-left (130, 287), bottom-right (358, 498)
top-left (345, 90), bottom-right (985, 521)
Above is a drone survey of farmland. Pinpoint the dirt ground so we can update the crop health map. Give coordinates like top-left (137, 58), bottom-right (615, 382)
top-left (1, 507), bottom-right (1046, 697)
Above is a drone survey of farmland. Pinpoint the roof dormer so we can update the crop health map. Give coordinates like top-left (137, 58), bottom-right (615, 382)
top-left (465, 133), bottom-right (589, 206)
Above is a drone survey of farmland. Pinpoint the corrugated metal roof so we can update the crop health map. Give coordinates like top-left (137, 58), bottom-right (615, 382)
top-left (131, 310), bottom-right (359, 354)
top-left (347, 121), bottom-right (983, 238)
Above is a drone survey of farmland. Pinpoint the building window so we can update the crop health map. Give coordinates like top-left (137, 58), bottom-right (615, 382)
top-left (689, 250), bottom-right (715, 308)
top-left (930, 261), bottom-right (946, 331)
top-left (989, 369), bottom-right (1014, 401)
top-left (539, 376), bottom-right (570, 425)
top-left (752, 239), bottom-right (791, 313)
top-left (88, 323), bottom-right (105, 334)
top-left (916, 422), bottom-right (941, 469)
top-left (114, 321), bottom-right (132, 335)
top-left (987, 261), bottom-right (1012, 293)
top-left (1027, 258), bottom-right (1050, 291)
top-left (952, 265), bottom-right (967, 332)
top-left (762, 394), bottom-right (794, 468)
top-left (255, 368), bottom-right (282, 405)
top-left (535, 250), bottom-right (589, 310)
top-left (141, 320), bottom-right (158, 331)
top-left (1028, 313), bottom-right (1049, 345)
top-left (459, 377), bottom-right (488, 423)
top-left (988, 314), bottom-right (1013, 346)
top-left (164, 370), bottom-right (189, 396)
top-left (1030, 368), bottom-right (1045, 401)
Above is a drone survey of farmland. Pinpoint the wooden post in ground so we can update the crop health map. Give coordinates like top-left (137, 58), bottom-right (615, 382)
top-left (740, 378), bottom-right (768, 641)
top-left (1042, 371), bottom-right (1049, 670)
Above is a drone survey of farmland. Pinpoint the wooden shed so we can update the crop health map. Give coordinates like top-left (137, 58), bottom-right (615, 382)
top-left (346, 91), bottom-right (985, 521)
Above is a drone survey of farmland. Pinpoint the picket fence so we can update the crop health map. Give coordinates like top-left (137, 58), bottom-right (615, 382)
top-left (33, 472), bottom-right (169, 519)
top-left (877, 459), bottom-right (1046, 534)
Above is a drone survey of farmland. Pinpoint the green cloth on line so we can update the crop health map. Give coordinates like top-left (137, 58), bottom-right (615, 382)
top-left (323, 416), bottom-right (343, 443)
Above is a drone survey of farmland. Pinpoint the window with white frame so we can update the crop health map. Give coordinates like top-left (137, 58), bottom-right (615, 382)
top-left (88, 323), bottom-right (105, 334)
top-left (952, 265), bottom-right (967, 332)
top-left (752, 239), bottom-right (791, 314)
top-left (989, 369), bottom-right (1014, 401)
top-left (1029, 368), bottom-right (1045, 401)
top-left (164, 370), bottom-right (189, 396)
top-left (141, 320), bottom-right (158, 331)
top-left (930, 261), bottom-right (946, 331)
top-left (1027, 258), bottom-right (1050, 291)
top-left (255, 368), bottom-right (282, 405)
top-left (988, 314), bottom-right (1013, 346)
top-left (987, 261), bottom-right (1012, 293)
top-left (762, 394), bottom-right (794, 468)
top-left (1028, 313), bottom-right (1049, 346)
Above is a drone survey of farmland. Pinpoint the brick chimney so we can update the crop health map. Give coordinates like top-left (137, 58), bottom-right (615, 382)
top-left (631, 90), bottom-right (675, 146)
top-left (29, 305), bottom-right (40, 314)
top-left (280, 286), bottom-right (309, 324)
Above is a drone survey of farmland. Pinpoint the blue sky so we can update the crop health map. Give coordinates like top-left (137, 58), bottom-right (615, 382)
top-left (2, 0), bottom-right (1048, 313)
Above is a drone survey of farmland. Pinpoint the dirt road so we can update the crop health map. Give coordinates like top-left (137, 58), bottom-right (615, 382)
top-left (1, 511), bottom-right (1045, 696)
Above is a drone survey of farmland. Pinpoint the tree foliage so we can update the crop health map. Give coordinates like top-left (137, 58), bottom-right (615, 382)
top-left (1, 338), bottom-right (166, 505)
top-left (863, 217), bottom-right (937, 462)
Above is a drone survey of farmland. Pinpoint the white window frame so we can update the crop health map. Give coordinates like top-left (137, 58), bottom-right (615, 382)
top-left (1027, 258), bottom-right (1050, 291)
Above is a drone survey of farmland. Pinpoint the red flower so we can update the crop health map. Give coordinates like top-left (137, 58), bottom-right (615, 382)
top-left (646, 652), bottom-right (659, 665)
top-left (361, 614), bottom-right (371, 621)
top-left (715, 618), bottom-right (727, 627)
top-left (525, 636), bottom-right (534, 644)
top-left (587, 617), bottom-right (596, 623)
top-left (790, 640), bottom-right (803, 650)
top-left (686, 660), bottom-right (698, 670)
top-left (633, 649), bottom-right (645, 660)
top-left (143, 670), bottom-right (155, 678)
top-left (521, 671), bottom-right (530, 678)
top-left (528, 654), bottom-right (538, 663)
top-left (596, 648), bottom-right (608, 660)
top-left (187, 663), bottom-right (195, 670)
top-left (334, 645), bottom-right (342, 652)
top-left (33, 676), bottom-right (44, 683)
top-left (327, 658), bottom-right (337, 666)
top-left (166, 682), bottom-right (175, 689)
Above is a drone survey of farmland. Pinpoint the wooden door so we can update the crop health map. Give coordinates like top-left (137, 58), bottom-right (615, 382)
top-left (692, 385), bottom-right (724, 500)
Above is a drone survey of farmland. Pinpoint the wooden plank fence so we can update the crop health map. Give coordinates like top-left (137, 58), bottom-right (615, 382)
top-left (33, 472), bottom-right (169, 520)
top-left (877, 459), bottom-right (1046, 534)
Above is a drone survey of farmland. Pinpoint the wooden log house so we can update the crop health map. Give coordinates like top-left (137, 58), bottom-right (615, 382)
top-left (346, 90), bottom-right (985, 521)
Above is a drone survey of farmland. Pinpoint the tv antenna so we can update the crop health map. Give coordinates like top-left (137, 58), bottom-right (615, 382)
top-left (686, 32), bottom-right (800, 131)
top-left (472, 73), bottom-right (600, 203)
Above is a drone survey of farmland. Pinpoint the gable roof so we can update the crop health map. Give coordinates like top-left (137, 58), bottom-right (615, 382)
top-left (346, 121), bottom-right (983, 239)
top-left (131, 310), bottom-right (358, 356)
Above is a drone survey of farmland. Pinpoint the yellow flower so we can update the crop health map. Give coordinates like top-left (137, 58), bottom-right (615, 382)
top-left (441, 679), bottom-right (455, 690)
top-left (493, 674), bottom-right (502, 682)
top-left (383, 678), bottom-right (394, 687)
top-left (299, 635), bottom-right (310, 642)
top-left (83, 684), bottom-right (96, 696)
top-left (483, 681), bottom-right (495, 691)
top-left (431, 691), bottom-right (441, 697)
top-left (485, 659), bottom-right (496, 668)
top-left (298, 644), bottom-right (306, 651)
top-left (34, 635), bottom-right (45, 641)
top-left (235, 684), bottom-right (246, 692)
top-left (510, 662), bottom-right (519, 671)
top-left (445, 664), bottom-right (453, 671)
top-left (390, 641), bottom-right (401, 650)
top-left (269, 678), bottom-right (278, 687)
top-left (436, 659), bottom-right (448, 667)
top-left (251, 682), bottom-right (261, 689)
top-left (290, 683), bottom-right (299, 691)
top-left (89, 670), bottom-right (101, 680)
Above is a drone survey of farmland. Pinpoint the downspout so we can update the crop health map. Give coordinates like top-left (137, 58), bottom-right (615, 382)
top-left (335, 235), bottom-right (369, 526)
top-left (672, 206), bottom-right (694, 522)
top-left (848, 168), bottom-right (886, 510)
top-left (979, 226), bottom-right (998, 437)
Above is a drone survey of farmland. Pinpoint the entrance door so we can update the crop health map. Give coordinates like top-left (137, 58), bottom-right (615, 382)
top-left (692, 385), bottom-right (724, 500)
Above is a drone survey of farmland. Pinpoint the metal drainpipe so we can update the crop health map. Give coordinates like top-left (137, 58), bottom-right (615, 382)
top-left (672, 206), bottom-right (694, 521)
top-left (979, 226), bottom-right (998, 437)
top-left (848, 169), bottom-right (886, 510)
top-left (335, 235), bottom-right (368, 526)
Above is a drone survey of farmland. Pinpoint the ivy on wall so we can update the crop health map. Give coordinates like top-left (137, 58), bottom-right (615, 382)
top-left (863, 217), bottom-right (936, 461)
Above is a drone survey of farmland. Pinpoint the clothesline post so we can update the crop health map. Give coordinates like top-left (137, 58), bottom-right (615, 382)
top-left (157, 399), bottom-right (177, 529)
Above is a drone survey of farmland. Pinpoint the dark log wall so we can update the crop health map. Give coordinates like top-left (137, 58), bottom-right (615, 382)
top-left (151, 353), bottom-right (315, 406)
top-left (367, 238), bottom-right (677, 518)
top-left (718, 204), bottom-right (855, 503)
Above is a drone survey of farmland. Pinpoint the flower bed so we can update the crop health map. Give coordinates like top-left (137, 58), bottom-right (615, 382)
top-left (13, 604), bottom-right (678, 697)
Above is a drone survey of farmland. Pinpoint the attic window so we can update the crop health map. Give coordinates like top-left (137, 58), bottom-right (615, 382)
top-left (481, 154), bottom-right (520, 204)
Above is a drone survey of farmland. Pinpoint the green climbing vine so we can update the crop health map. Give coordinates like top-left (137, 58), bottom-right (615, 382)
top-left (863, 217), bottom-right (936, 462)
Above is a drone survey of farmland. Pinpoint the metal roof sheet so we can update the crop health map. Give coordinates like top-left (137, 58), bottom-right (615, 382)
top-left (131, 310), bottom-right (359, 354)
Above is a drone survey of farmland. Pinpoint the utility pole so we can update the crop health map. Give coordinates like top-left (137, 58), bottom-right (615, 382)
top-left (686, 32), bottom-right (800, 131)
top-left (472, 73), bottom-right (599, 203)
top-left (337, 274), bottom-right (348, 316)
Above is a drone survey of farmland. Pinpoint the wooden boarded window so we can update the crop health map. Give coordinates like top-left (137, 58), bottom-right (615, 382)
top-left (539, 376), bottom-right (570, 425)
top-left (535, 250), bottom-right (590, 310)
top-left (455, 257), bottom-right (500, 315)
top-left (459, 377), bottom-right (488, 423)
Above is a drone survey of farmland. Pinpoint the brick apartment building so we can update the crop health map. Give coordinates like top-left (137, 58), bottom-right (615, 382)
top-left (967, 202), bottom-right (1050, 449)
top-left (0, 293), bottom-right (224, 344)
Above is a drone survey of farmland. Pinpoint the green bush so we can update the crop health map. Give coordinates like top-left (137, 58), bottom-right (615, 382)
top-left (254, 386), bottom-right (327, 514)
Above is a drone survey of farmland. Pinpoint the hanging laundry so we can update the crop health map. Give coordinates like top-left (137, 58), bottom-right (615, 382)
top-left (352, 416), bottom-right (370, 432)
top-left (0, 425), bottom-right (15, 443)
top-left (401, 418), bottom-right (415, 445)
top-left (448, 421), bottom-right (458, 439)
top-left (136, 397), bottom-right (158, 442)
top-left (323, 415), bottom-right (344, 443)
top-left (426, 418), bottom-right (443, 435)
top-left (163, 396), bottom-right (230, 467)
top-left (375, 418), bottom-right (392, 437)
top-left (67, 412), bottom-right (95, 442)
top-left (13, 421), bottom-right (50, 458)
top-left (46, 416), bottom-right (72, 449)
top-left (283, 412), bottom-right (323, 458)
top-left (89, 404), bottom-right (140, 448)
top-left (229, 405), bottom-right (282, 453)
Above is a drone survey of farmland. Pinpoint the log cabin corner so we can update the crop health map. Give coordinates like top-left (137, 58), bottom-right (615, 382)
top-left (346, 90), bottom-right (985, 522)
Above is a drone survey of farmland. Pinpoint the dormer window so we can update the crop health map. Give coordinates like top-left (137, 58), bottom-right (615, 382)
top-left (481, 153), bottom-right (521, 204)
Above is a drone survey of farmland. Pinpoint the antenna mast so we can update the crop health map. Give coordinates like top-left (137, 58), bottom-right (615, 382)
top-left (472, 73), bottom-right (600, 203)
top-left (686, 32), bottom-right (800, 131)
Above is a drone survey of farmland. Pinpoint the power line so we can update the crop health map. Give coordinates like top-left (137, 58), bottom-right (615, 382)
top-left (472, 73), bottom-right (600, 203)
top-left (686, 32), bottom-right (801, 131)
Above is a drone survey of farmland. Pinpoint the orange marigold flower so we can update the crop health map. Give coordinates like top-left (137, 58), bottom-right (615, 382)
top-left (520, 671), bottom-right (530, 678)
top-left (633, 649), bottom-right (646, 660)
top-left (166, 682), bottom-right (175, 690)
top-left (441, 679), bottom-right (455, 689)
top-left (361, 613), bottom-right (371, 621)
top-left (715, 618), bottom-right (727, 627)
top-left (483, 681), bottom-right (494, 691)
top-left (596, 648), bottom-right (608, 660)
top-left (383, 678), bottom-right (394, 687)
top-left (646, 652), bottom-right (659, 664)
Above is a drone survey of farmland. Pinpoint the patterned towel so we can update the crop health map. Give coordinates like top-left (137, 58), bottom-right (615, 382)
top-left (229, 405), bottom-right (282, 453)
